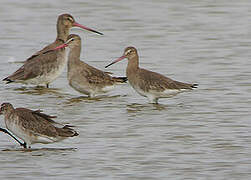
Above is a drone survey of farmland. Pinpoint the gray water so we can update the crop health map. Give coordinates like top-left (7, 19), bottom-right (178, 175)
top-left (0, 0), bottom-right (251, 179)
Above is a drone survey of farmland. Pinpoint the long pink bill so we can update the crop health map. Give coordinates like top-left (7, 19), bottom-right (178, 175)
top-left (73, 22), bottom-right (103, 35)
top-left (105, 56), bottom-right (126, 68)
top-left (52, 44), bottom-right (68, 51)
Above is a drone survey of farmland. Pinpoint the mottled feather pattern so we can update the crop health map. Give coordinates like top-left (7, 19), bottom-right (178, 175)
top-left (137, 68), bottom-right (195, 92)
top-left (26, 39), bottom-right (65, 61)
top-left (3, 39), bottom-right (64, 83)
top-left (14, 108), bottom-right (77, 138)
top-left (76, 61), bottom-right (125, 86)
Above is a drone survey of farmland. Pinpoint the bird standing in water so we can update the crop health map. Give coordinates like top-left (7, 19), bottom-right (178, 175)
top-left (105, 47), bottom-right (198, 104)
top-left (0, 103), bottom-right (78, 148)
top-left (3, 14), bottom-right (103, 88)
top-left (53, 34), bottom-right (127, 97)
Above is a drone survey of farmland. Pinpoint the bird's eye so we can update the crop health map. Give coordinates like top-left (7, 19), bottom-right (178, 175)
top-left (126, 50), bottom-right (132, 55)
top-left (66, 38), bottom-right (74, 44)
top-left (67, 17), bottom-right (73, 22)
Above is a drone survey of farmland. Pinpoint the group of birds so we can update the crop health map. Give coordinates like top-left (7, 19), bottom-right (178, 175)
top-left (0, 13), bottom-right (198, 149)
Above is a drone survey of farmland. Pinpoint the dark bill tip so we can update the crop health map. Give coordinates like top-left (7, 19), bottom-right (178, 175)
top-left (105, 56), bottom-right (126, 68)
top-left (73, 22), bottom-right (103, 35)
top-left (105, 62), bottom-right (115, 68)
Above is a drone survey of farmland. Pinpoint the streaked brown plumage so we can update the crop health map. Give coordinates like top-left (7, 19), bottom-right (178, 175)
top-left (3, 14), bottom-right (103, 88)
top-left (0, 103), bottom-right (78, 148)
top-left (3, 46), bottom-right (64, 86)
top-left (105, 46), bottom-right (198, 103)
top-left (53, 34), bottom-right (127, 97)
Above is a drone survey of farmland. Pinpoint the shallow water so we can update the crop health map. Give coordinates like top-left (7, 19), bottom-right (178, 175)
top-left (0, 0), bottom-right (251, 179)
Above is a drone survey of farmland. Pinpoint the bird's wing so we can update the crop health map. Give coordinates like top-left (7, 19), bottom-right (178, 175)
top-left (138, 68), bottom-right (193, 91)
top-left (26, 40), bottom-right (63, 61)
top-left (79, 62), bottom-right (114, 85)
top-left (5, 50), bottom-right (59, 81)
top-left (15, 109), bottom-right (59, 137)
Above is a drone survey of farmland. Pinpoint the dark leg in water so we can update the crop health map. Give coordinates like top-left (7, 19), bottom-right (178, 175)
top-left (0, 128), bottom-right (27, 148)
top-left (46, 84), bottom-right (49, 88)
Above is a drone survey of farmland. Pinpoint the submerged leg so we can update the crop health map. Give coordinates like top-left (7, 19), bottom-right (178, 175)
top-left (148, 96), bottom-right (159, 104)
top-left (23, 142), bottom-right (28, 149)
top-left (0, 128), bottom-right (27, 148)
top-left (88, 93), bottom-right (95, 98)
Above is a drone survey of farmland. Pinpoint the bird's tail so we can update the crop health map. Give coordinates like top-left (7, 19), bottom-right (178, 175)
top-left (2, 77), bottom-right (14, 84)
top-left (112, 76), bottom-right (128, 83)
top-left (3, 68), bottom-right (25, 84)
top-left (56, 125), bottom-right (79, 137)
top-left (191, 83), bottom-right (198, 89)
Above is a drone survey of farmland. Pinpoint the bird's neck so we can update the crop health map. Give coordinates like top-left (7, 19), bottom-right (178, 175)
top-left (126, 55), bottom-right (139, 75)
top-left (4, 109), bottom-right (15, 119)
top-left (56, 24), bottom-right (69, 42)
top-left (68, 45), bottom-right (81, 68)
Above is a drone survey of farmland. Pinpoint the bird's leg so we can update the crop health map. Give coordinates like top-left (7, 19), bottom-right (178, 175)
top-left (148, 96), bottom-right (159, 104)
top-left (46, 84), bottom-right (49, 88)
top-left (35, 85), bottom-right (44, 89)
top-left (154, 98), bottom-right (159, 104)
top-left (0, 127), bottom-right (26, 148)
top-left (22, 142), bottom-right (27, 149)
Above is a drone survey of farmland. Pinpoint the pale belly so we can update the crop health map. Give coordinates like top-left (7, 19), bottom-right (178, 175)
top-left (33, 135), bottom-right (65, 144)
top-left (5, 118), bottom-right (63, 145)
top-left (130, 82), bottom-right (185, 98)
top-left (5, 118), bottom-right (32, 144)
top-left (69, 80), bottom-right (91, 95)
top-left (69, 79), bottom-right (115, 97)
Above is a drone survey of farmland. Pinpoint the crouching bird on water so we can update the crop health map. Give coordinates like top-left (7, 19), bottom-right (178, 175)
top-left (52, 34), bottom-right (127, 97)
top-left (105, 46), bottom-right (198, 104)
top-left (0, 103), bottom-right (78, 148)
top-left (3, 13), bottom-right (103, 88)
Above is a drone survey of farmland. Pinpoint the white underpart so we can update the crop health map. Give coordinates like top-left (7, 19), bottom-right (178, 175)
top-left (101, 85), bottom-right (115, 93)
top-left (70, 79), bottom-right (115, 98)
top-left (132, 84), bottom-right (190, 103)
top-left (34, 135), bottom-right (65, 144)
top-left (5, 118), bottom-right (33, 147)
top-left (70, 80), bottom-right (92, 96)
